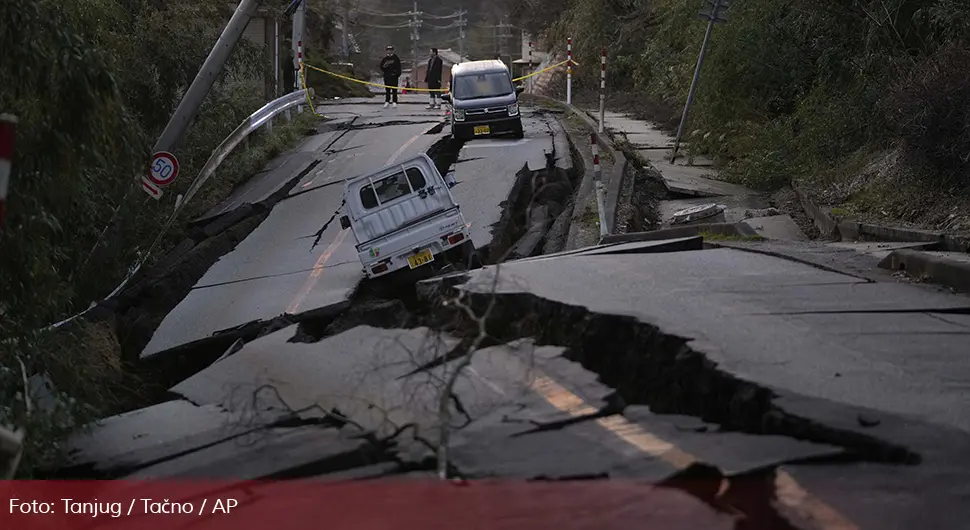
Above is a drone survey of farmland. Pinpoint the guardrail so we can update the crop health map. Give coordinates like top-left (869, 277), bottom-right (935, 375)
top-left (46, 88), bottom-right (316, 332)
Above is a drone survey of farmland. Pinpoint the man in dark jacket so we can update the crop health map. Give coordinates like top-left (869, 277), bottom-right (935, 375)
top-left (379, 45), bottom-right (402, 108)
top-left (424, 48), bottom-right (444, 109)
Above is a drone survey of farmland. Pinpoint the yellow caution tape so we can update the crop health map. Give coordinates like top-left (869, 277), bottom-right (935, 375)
top-left (303, 63), bottom-right (449, 92)
top-left (513, 58), bottom-right (579, 82)
top-left (301, 58), bottom-right (581, 94)
top-left (298, 64), bottom-right (324, 117)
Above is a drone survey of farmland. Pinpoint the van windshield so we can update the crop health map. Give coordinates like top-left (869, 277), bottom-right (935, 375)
top-left (453, 71), bottom-right (513, 100)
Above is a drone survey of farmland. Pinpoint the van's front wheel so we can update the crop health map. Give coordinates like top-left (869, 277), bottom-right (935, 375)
top-left (512, 118), bottom-right (524, 139)
top-left (453, 124), bottom-right (472, 142)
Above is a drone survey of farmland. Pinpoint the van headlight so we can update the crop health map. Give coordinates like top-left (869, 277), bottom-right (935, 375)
top-left (507, 103), bottom-right (519, 116)
top-left (453, 108), bottom-right (465, 121)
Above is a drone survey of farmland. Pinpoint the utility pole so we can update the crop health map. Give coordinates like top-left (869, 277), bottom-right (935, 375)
top-left (341, 0), bottom-right (349, 58)
top-left (457, 7), bottom-right (467, 60)
top-left (155, 0), bottom-right (264, 154)
top-left (292, 0), bottom-right (306, 109)
top-left (499, 16), bottom-right (513, 68)
top-left (408, 1), bottom-right (423, 83)
top-left (671, 0), bottom-right (730, 162)
top-left (528, 38), bottom-right (534, 94)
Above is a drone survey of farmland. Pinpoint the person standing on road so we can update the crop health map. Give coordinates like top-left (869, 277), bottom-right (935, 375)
top-left (425, 48), bottom-right (443, 109)
top-left (380, 45), bottom-right (402, 108)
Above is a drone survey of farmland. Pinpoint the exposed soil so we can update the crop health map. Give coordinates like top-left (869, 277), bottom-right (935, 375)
top-left (796, 145), bottom-right (970, 239)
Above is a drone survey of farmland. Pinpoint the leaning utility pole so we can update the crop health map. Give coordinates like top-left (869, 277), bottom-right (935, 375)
top-left (671, 0), bottom-right (730, 162)
top-left (155, 0), bottom-right (264, 154)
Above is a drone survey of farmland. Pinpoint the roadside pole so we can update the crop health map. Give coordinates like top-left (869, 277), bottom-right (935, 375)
top-left (293, 0), bottom-right (305, 111)
top-left (0, 114), bottom-right (15, 234)
top-left (671, 0), bottom-right (729, 163)
top-left (529, 40), bottom-right (534, 95)
top-left (566, 38), bottom-right (573, 105)
top-left (274, 18), bottom-right (280, 98)
top-left (297, 39), bottom-right (304, 113)
top-left (592, 134), bottom-right (608, 237)
top-left (341, 0), bottom-right (349, 58)
top-left (599, 49), bottom-right (606, 134)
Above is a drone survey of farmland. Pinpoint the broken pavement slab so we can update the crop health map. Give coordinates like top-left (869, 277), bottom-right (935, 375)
top-left (65, 400), bottom-right (289, 476)
top-left (442, 247), bottom-right (970, 435)
top-left (450, 112), bottom-right (557, 250)
top-left (449, 398), bottom-right (842, 481)
top-left (170, 325), bottom-right (461, 439)
top-left (140, 106), bottom-right (464, 358)
top-left (769, 390), bottom-right (970, 530)
top-left (620, 406), bottom-right (844, 477)
top-left (741, 214), bottom-right (808, 241)
top-left (878, 249), bottom-right (970, 292)
top-left (193, 146), bottom-right (325, 225)
top-left (828, 241), bottom-right (937, 259)
top-left (660, 195), bottom-right (771, 226)
top-left (518, 236), bottom-right (705, 264)
top-left (126, 425), bottom-right (386, 480)
top-left (656, 162), bottom-right (754, 197)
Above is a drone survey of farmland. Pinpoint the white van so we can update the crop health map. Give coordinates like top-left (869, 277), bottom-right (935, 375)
top-left (339, 154), bottom-right (474, 278)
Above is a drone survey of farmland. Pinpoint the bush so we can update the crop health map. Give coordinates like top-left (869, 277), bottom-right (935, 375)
top-left (520, 0), bottom-right (970, 195)
top-left (0, 0), bottom-right (325, 475)
top-left (889, 45), bottom-right (970, 188)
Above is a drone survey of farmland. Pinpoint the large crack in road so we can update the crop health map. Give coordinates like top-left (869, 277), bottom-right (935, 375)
top-left (57, 102), bottom-right (970, 529)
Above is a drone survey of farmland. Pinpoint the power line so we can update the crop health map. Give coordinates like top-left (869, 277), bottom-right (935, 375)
top-left (359, 22), bottom-right (410, 29)
top-left (426, 21), bottom-right (461, 30)
top-left (355, 9), bottom-right (411, 17)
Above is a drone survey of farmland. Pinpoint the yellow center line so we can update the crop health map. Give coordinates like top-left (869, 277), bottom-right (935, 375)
top-left (528, 375), bottom-right (859, 530)
top-left (286, 228), bottom-right (348, 314)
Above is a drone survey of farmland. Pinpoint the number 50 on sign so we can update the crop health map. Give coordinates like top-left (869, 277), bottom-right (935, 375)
top-left (148, 151), bottom-right (179, 186)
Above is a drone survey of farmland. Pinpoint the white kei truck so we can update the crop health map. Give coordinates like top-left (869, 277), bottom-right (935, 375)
top-left (339, 154), bottom-right (475, 279)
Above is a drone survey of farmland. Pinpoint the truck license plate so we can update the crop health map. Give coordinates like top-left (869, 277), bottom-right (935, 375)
top-left (473, 125), bottom-right (490, 135)
top-left (407, 248), bottom-right (435, 270)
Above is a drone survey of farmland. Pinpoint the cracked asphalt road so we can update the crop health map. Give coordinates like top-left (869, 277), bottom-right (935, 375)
top-left (141, 96), bottom-right (557, 357)
top-left (64, 96), bottom-right (970, 530)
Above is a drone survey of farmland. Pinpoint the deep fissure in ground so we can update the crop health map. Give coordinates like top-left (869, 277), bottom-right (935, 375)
top-left (420, 285), bottom-right (919, 466)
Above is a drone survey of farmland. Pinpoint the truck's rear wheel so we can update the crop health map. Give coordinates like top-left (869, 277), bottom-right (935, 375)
top-left (459, 240), bottom-right (483, 269)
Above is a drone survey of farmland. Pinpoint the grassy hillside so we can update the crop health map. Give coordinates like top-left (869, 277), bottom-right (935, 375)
top-left (518, 0), bottom-right (970, 232)
top-left (0, 0), bottom-right (325, 475)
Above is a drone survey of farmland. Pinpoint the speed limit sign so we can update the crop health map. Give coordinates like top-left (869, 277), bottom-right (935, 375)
top-left (148, 151), bottom-right (179, 186)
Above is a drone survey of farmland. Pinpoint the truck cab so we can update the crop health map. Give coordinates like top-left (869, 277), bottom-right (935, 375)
top-left (339, 154), bottom-right (475, 279)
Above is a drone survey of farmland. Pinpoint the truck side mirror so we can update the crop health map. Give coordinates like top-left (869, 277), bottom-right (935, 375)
top-left (339, 215), bottom-right (351, 230)
top-left (515, 85), bottom-right (525, 95)
top-left (441, 93), bottom-right (451, 103)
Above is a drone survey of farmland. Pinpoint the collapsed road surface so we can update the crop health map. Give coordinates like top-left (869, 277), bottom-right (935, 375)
top-left (64, 96), bottom-right (970, 530)
top-left (138, 96), bottom-right (557, 358)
